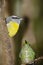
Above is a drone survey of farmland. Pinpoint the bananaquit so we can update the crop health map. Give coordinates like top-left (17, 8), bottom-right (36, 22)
top-left (6, 16), bottom-right (22, 37)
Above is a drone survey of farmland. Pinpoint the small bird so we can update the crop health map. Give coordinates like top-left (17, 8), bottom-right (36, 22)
top-left (6, 16), bottom-right (22, 37)
top-left (19, 40), bottom-right (35, 64)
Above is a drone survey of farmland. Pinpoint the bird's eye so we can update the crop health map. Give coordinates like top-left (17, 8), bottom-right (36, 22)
top-left (12, 17), bottom-right (15, 19)
top-left (12, 17), bottom-right (20, 19)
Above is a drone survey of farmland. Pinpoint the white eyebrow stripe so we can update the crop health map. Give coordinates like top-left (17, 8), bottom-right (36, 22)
top-left (6, 16), bottom-right (23, 25)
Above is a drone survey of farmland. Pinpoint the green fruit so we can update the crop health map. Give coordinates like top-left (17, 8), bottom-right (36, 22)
top-left (19, 40), bottom-right (35, 64)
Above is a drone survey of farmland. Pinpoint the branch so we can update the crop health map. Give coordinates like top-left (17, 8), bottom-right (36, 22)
top-left (25, 56), bottom-right (43, 65)
top-left (34, 56), bottom-right (43, 62)
top-left (30, 56), bottom-right (43, 64)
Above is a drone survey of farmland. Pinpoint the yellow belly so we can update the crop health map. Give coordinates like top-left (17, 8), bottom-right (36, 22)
top-left (7, 21), bottom-right (19, 37)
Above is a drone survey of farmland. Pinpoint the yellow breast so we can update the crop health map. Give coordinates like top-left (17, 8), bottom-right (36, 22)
top-left (7, 21), bottom-right (19, 37)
